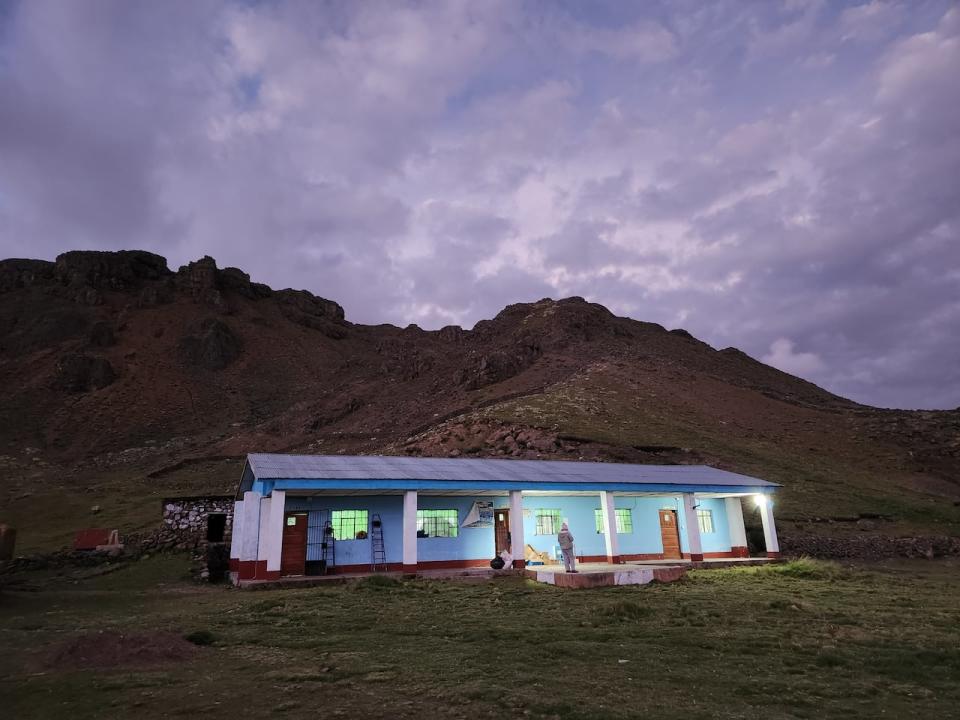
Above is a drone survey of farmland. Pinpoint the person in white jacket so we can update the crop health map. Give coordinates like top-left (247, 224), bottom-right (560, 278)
top-left (557, 522), bottom-right (577, 573)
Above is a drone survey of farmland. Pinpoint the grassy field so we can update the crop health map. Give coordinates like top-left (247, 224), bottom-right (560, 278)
top-left (2, 556), bottom-right (959, 719)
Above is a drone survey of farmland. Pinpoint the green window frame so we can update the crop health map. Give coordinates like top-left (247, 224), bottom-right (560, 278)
top-left (594, 508), bottom-right (633, 534)
top-left (697, 509), bottom-right (715, 534)
top-left (416, 509), bottom-right (459, 538)
top-left (331, 510), bottom-right (369, 540)
top-left (535, 509), bottom-right (562, 535)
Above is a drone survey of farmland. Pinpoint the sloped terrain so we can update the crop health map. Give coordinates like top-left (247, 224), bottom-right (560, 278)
top-left (0, 250), bottom-right (957, 552)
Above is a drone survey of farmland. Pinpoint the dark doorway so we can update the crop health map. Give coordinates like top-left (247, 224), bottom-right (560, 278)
top-left (494, 509), bottom-right (511, 555)
top-left (658, 509), bottom-right (681, 559)
top-left (207, 513), bottom-right (227, 543)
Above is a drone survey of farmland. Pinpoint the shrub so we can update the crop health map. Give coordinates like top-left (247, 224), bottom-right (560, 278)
top-left (762, 557), bottom-right (842, 580)
top-left (358, 574), bottom-right (403, 590)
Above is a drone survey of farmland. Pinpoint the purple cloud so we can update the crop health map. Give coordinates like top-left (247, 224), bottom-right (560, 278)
top-left (0, 0), bottom-right (957, 409)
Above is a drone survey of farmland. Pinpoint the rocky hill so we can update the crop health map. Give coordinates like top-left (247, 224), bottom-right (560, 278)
top-left (1, 250), bottom-right (958, 552)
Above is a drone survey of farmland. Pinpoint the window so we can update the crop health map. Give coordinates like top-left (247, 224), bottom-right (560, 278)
top-left (594, 508), bottom-right (633, 534)
top-left (331, 510), bottom-right (369, 540)
top-left (697, 509), bottom-right (715, 534)
top-left (417, 509), bottom-right (459, 538)
top-left (535, 509), bottom-right (562, 535)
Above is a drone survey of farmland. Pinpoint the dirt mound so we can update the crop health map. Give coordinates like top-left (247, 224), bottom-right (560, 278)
top-left (45, 630), bottom-right (200, 670)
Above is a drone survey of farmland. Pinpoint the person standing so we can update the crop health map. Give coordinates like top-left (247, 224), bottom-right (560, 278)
top-left (558, 522), bottom-right (577, 573)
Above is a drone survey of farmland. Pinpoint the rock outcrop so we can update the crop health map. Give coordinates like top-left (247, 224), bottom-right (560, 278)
top-left (178, 318), bottom-right (242, 370)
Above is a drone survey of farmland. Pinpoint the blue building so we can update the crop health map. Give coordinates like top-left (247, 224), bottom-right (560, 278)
top-left (229, 454), bottom-right (781, 582)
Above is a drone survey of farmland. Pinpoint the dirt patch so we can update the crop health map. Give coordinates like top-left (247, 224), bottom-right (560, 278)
top-left (44, 630), bottom-right (200, 670)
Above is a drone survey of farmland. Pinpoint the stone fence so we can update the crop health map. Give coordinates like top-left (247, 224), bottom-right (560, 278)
top-left (780, 533), bottom-right (960, 560)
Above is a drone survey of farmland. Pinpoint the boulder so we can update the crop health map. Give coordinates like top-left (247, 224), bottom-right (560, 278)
top-left (276, 288), bottom-right (347, 338)
top-left (178, 318), bottom-right (242, 370)
top-left (53, 353), bottom-right (116, 392)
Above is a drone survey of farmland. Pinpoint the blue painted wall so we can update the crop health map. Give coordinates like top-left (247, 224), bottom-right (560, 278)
top-left (284, 493), bottom-right (733, 566)
top-left (285, 495), bottom-right (496, 565)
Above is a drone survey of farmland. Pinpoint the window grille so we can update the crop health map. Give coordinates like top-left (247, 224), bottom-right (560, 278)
top-left (416, 509), bottom-right (459, 538)
top-left (331, 510), bottom-right (369, 540)
top-left (535, 509), bottom-right (562, 535)
top-left (697, 509), bottom-right (715, 534)
top-left (594, 508), bottom-right (633, 533)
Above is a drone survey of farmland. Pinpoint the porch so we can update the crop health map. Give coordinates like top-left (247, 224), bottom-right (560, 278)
top-left (235, 556), bottom-right (776, 589)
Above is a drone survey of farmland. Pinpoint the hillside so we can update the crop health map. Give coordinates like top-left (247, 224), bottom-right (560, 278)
top-left (1, 250), bottom-right (958, 553)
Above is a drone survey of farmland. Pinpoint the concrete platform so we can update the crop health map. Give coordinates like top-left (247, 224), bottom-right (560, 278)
top-left (524, 562), bottom-right (687, 588)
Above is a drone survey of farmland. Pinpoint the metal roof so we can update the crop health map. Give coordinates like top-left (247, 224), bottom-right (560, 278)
top-left (245, 453), bottom-right (777, 490)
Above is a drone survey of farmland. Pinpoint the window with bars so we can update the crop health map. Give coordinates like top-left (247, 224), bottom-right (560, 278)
top-left (697, 509), bottom-right (715, 534)
top-left (535, 509), bottom-right (562, 535)
top-left (593, 508), bottom-right (634, 534)
top-left (417, 509), bottom-right (459, 538)
top-left (331, 510), bottom-right (369, 540)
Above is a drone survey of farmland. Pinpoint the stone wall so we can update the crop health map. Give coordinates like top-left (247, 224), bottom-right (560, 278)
top-left (160, 495), bottom-right (234, 549)
top-left (780, 533), bottom-right (960, 560)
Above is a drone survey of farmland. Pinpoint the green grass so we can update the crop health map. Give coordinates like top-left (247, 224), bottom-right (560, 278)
top-left (2, 555), bottom-right (959, 719)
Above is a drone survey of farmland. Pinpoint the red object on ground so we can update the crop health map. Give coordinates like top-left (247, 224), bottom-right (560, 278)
top-left (73, 528), bottom-right (117, 550)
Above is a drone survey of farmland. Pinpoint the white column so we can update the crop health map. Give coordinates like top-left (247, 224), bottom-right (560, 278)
top-left (256, 497), bottom-right (271, 577)
top-left (682, 493), bottom-right (704, 561)
top-left (238, 491), bottom-right (262, 579)
top-left (600, 491), bottom-right (621, 563)
top-left (402, 490), bottom-right (418, 572)
top-left (229, 499), bottom-right (244, 570)
top-left (725, 497), bottom-right (748, 557)
top-left (509, 490), bottom-right (524, 568)
top-left (758, 495), bottom-right (780, 556)
top-left (265, 490), bottom-right (286, 576)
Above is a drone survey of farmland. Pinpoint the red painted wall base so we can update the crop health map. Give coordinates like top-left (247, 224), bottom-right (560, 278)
top-left (766, 551), bottom-right (781, 559)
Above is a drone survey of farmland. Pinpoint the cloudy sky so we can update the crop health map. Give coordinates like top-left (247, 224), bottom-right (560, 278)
top-left (1, 1), bottom-right (958, 409)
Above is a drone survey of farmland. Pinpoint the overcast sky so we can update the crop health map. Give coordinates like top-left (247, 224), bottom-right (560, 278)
top-left (1, 1), bottom-right (958, 410)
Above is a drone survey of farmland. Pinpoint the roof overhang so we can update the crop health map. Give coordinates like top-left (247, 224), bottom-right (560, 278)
top-left (248, 478), bottom-right (777, 497)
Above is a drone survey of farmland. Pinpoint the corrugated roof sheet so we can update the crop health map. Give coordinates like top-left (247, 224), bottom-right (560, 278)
top-left (246, 453), bottom-right (777, 488)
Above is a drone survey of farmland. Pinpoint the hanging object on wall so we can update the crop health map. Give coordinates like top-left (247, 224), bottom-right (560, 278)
top-left (461, 500), bottom-right (494, 528)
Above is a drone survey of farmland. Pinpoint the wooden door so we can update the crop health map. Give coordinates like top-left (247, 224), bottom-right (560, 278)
top-left (281, 512), bottom-right (308, 576)
top-left (494, 509), bottom-right (510, 554)
top-left (659, 509), bottom-right (681, 559)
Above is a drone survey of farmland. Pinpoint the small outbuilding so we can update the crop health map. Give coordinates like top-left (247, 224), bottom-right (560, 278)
top-left (229, 454), bottom-right (781, 582)
top-left (160, 495), bottom-right (235, 549)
